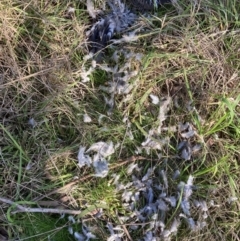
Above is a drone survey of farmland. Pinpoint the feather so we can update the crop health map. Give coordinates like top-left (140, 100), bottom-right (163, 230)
top-left (87, 0), bottom-right (171, 54)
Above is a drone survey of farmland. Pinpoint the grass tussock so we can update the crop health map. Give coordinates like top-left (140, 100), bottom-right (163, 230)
top-left (0, 0), bottom-right (240, 240)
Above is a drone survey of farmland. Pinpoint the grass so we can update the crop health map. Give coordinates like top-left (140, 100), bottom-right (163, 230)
top-left (0, 0), bottom-right (240, 240)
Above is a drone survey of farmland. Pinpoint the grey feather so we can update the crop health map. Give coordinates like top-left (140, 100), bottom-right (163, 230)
top-left (87, 0), bottom-right (171, 54)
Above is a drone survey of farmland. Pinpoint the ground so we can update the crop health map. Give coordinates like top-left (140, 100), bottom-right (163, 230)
top-left (0, 0), bottom-right (239, 241)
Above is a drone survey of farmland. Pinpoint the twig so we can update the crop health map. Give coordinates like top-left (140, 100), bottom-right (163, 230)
top-left (0, 197), bottom-right (82, 215)
top-left (0, 157), bottom-right (158, 233)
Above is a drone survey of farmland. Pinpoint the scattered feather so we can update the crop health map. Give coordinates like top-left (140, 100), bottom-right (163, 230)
top-left (68, 215), bottom-right (76, 224)
top-left (158, 97), bottom-right (172, 126)
top-left (112, 51), bottom-right (120, 63)
top-left (80, 66), bottom-right (94, 82)
top-left (144, 231), bottom-right (157, 241)
top-left (91, 60), bottom-right (97, 68)
top-left (178, 122), bottom-right (190, 132)
top-left (72, 4), bottom-right (211, 238)
top-left (180, 215), bottom-right (207, 231)
top-left (181, 200), bottom-right (191, 216)
top-left (122, 190), bottom-right (133, 202)
top-left (192, 144), bottom-right (202, 153)
top-left (160, 170), bottom-right (168, 190)
top-left (187, 218), bottom-right (196, 230)
top-left (127, 129), bottom-right (134, 140)
top-left (178, 141), bottom-right (192, 160)
top-left (173, 170), bottom-right (180, 180)
top-left (181, 146), bottom-right (192, 160)
top-left (162, 229), bottom-right (171, 239)
top-left (130, 225), bottom-right (138, 230)
top-left (157, 199), bottom-right (169, 211)
top-left (104, 95), bottom-right (115, 113)
top-left (112, 30), bottom-right (139, 44)
top-left (142, 134), bottom-right (169, 152)
top-left (82, 225), bottom-right (97, 240)
top-left (106, 223), bottom-right (124, 241)
top-left (93, 154), bottom-right (109, 178)
top-left (150, 94), bottom-right (160, 105)
top-left (87, 141), bottom-right (115, 157)
top-left (146, 187), bottom-right (154, 204)
top-left (74, 224), bottom-right (97, 241)
top-left (98, 64), bottom-right (115, 73)
top-left (135, 146), bottom-right (143, 154)
top-left (177, 140), bottom-right (187, 150)
top-left (185, 175), bottom-right (194, 199)
top-left (98, 114), bottom-right (106, 124)
top-left (164, 196), bottom-right (177, 207)
top-left (227, 196), bottom-right (238, 204)
top-left (77, 146), bottom-right (92, 168)
top-left (25, 161), bottom-right (33, 171)
top-left (68, 226), bottom-right (73, 235)
top-left (127, 163), bottom-right (138, 175)
top-left (28, 118), bottom-right (37, 128)
top-left (87, 0), bottom-right (97, 18)
top-left (162, 125), bottom-right (177, 132)
top-left (142, 167), bottom-right (155, 182)
top-left (135, 53), bottom-right (143, 61)
top-left (174, 96), bottom-right (180, 108)
top-left (67, 7), bottom-right (75, 15)
top-left (107, 234), bottom-right (123, 241)
top-left (84, 113), bottom-right (92, 123)
top-left (186, 101), bottom-right (194, 112)
top-left (194, 200), bottom-right (208, 212)
top-left (180, 130), bottom-right (196, 139)
top-left (209, 200), bottom-right (220, 207)
top-left (142, 137), bottom-right (163, 150)
top-left (74, 232), bottom-right (86, 241)
top-left (107, 223), bottom-right (115, 235)
top-left (83, 52), bottom-right (94, 61)
top-left (169, 218), bottom-right (181, 233)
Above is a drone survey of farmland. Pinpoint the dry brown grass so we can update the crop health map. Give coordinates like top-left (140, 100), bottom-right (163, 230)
top-left (0, 0), bottom-right (240, 240)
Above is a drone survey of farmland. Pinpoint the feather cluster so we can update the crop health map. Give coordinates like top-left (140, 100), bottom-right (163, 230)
top-left (87, 0), bottom-right (171, 54)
